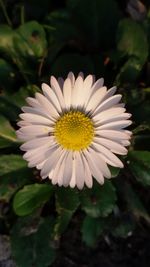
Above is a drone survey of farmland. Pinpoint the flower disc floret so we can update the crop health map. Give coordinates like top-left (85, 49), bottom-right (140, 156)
top-left (54, 111), bottom-right (94, 151)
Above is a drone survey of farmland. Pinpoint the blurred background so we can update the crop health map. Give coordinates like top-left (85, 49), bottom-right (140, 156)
top-left (0, 0), bottom-right (150, 266)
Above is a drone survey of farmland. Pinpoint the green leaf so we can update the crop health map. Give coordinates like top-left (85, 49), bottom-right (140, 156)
top-left (54, 188), bottom-right (80, 235)
top-left (110, 166), bottom-right (120, 177)
top-left (11, 216), bottom-right (56, 267)
top-left (117, 18), bottom-right (148, 62)
top-left (80, 181), bottom-right (117, 218)
top-left (45, 9), bottom-right (78, 44)
top-left (13, 21), bottom-right (47, 59)
top-left (0, 155), bottom-right (32, 201)
top-left (128, 151), bottom-right (150, 186)
top-left (12, 85), bottom-right (40, 108)
top-left (0, 155), bottom-right (28, 177)
top-left (0, 59), bottom-right (16, 90)
top-left (81, 216), bottom-right (106, 247)
top-left (116, 57), bottom-right (143, 83)
top-left (116, 18), bottom-right (148, 82)
top-left (0, 25), bottom-right (14, 55)
top-left (13, 183), bottom-right (54, 216)
top-left (118, 181), bottom-right (150, 223)
top-left (0, 115), bottom-right (17, 148)
top-left (56, 187), bottom-right (80, 211)
top-left (112, 219), bottom-right (135, 238)
top-left (0, 95), bottom-right (20, 121)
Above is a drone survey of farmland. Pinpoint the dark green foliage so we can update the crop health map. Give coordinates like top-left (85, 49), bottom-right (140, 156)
top-left (54, 187), bottom-right (80, 235)
top-left (11, 216), bottom-right (56, 267)
top-left (81, 181), bottom-right (117, 218)
top-left (0, 0), bottom-right (150, 266)
top-left (0, 155), bottom-right (32, 201)
top-left (81, 216), bottom-right (107, 247)
top-left (13, 183), bottom-right (54, 216)
top-left (13, 21), bottom-right (47, 59)
top-left (0, 115), bottom-right (17, 148)
top-left (128, 151), bottom-right (150, 186)
top-left (116, 18), bottom-right (148, 83)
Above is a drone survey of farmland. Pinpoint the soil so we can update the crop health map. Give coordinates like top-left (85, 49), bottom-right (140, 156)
top-left (0, 216), bottom-right (150, 267)
top-left (52, 221), bottom-right (150, 267)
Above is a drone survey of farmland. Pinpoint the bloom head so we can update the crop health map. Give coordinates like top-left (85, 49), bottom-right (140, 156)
top-left (16, 72), bottom-right (132, 189)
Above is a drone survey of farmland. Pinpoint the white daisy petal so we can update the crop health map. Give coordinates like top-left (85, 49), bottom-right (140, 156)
top-left (17, 72), bottom-right (132, 189)
top-left (73, 74), bottom-right (93, 108)
top-left (96, 113), bottom-right (131, 125)
top-left (78, 72), bottom-right (84, 79)
top-left (42, 83), bottom-right (62, 113)
top-left (84, 149), bottom-right (104, 185)
top-left (103, 86), bottom-right (117, 99)
top-left (68, 71), bottom-right (75, 85)
top-left (125, 130), bottom-right (132, 137)
top-left (92, 143), bottom-right (124, 168)
top-left (97, 120), bottom-right (132, 130)
top-left (23, 144), bottom-right (49, 161)
top-left (98, 153), bottom-right (123, 168)
top-left (36, 93), bottom-right (59, 119)
top-left (94, 137), bottom-right (127, 155)
top-left (94, 94), bottom-right (122, 115)
top-left (36, 159), bottom-right (47, 170)
top-left (26, 97), bottom-right (41, 108)
top-left (19, 125), bottom-right (53, 137)
top-left (69, 154), bottom-right (76, 188)
top-left (75, 152), bottom-right (85, 190)
top-left (17, 120), bottom-right (31, 127)
top-left (41, 146), bottom-right (63, 178)
top-left (63, 151), bottom-right (73, 187)
top-left (19, 113), bottom-right (52, 125)
top-left (58, 77), bottom-right (64, 89)
top-left (120, 140), bottom-right (131, 146)
top-left (27, 148), bottom-right (52, 168)
top-left (63, 77), bottom-right (72, 109)
top-left (92, 75), bottom-right (96, 83)
top-left (46, 169), bottom-right (54, 180)
top-left (57, 156), bottom-right (67, 186)
top-left (83, 75), bottom-right (94, 106)
top-left (86, 87), bottom-right (107, 112)
top-left (71, 76), bottom-right (84, 107)
top-left (73, 76), bottom-right (84, 107)
top-left (27, 144), bottom-right (58, 167)
top-left (93, 107), bottom-right (126, 123)
top-left (50, 76), bottom-right (65, 109)
top-left (88, 147), bottom-right (111, 178)
top-left (96, 129), bottom-right (130, 140)
top-left (91, 78), bottom-right (104, 93)
top-left (51, 151), bottom-right (67, 185)
top-left (82, 154), bottom-right (93, 188)
top-left (21, 106), bottom-right (55, 121)
top-left (115, 103), bottom-right (125, 108)
top-left (20, 136), bottom-right (54, 151)
top-left (16, 131), bottom-right (32, 141)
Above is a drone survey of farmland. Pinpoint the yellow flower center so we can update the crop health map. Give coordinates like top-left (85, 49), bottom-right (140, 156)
top-left (54, 111), bottom-right (94, 151)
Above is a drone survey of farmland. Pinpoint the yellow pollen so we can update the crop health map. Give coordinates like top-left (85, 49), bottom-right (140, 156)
top-left (54, 111), bottom-right (94, 151)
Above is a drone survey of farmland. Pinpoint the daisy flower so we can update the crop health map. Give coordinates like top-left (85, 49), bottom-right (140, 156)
top-left (16, 72), bottom-right (132, 189)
